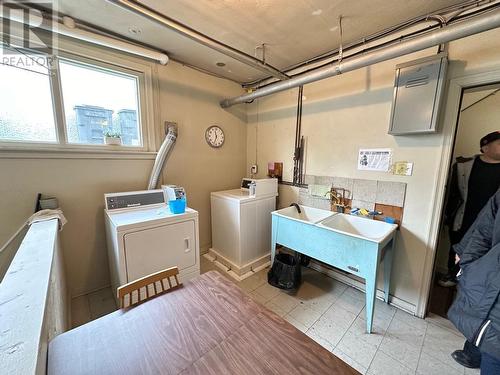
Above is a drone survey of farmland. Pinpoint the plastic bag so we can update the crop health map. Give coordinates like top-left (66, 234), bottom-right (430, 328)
top-left (267, 252), bottom-right (301, 290)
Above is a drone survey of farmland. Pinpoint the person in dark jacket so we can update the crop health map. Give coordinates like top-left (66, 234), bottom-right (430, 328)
top-left (439, 130), bottom-right (500, 287)
top-left (448, 189), bottom-right (500, 373)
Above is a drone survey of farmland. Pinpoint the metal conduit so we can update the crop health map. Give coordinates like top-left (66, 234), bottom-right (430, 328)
top-left (220, 8), bottom-right (500, 108)
top-left (108, 0), bottom-right (289, 80)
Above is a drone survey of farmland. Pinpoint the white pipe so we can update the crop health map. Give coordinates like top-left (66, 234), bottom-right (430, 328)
top-left (220, 8), bottom-right (500, 107)
top-left (3, 11), bottom-right (169, 65)
top-left (147, 122), bottom-right (178, 190)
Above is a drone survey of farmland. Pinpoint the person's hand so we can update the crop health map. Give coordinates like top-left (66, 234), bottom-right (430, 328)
top-left (455, 254), bottom-right (460, 264)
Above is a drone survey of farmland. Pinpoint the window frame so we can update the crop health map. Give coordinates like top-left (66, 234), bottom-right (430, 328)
top-left (0, 39), bottom-right (158, 158)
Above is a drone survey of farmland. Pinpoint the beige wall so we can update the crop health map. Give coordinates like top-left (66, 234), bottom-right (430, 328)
top-left (157, 61), bottom-right (248, 256)
top-left (454, 92), bottom-right (500, 158)
top-left (246, 28), bottom-right (500, 312)
top-left (0, 47), bottom-right (247, 296)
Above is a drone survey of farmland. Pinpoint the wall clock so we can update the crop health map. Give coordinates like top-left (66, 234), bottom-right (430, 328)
top-left (205, 125), bottom-right (225, 148)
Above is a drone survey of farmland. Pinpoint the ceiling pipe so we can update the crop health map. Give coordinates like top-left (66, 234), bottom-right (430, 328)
top-left (2, 10), bottom-right (169, 64)
top-left (107, 0), bottom-right (289, 80)
top-left (220, 8), bottom-right (500, 108)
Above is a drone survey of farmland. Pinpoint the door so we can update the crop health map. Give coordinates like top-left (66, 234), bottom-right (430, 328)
top-left (124, 220), bottom-right (196, 282)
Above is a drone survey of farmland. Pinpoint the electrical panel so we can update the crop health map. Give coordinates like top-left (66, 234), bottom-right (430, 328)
top-left (388, 53), bottom-right (447, 135)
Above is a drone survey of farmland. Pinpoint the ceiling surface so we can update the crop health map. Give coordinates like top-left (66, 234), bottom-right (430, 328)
top-left (56, 0), bottom-right (470, 83)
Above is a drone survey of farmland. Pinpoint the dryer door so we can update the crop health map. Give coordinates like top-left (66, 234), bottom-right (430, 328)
top-left (124, 220), bottom-right (196, 282)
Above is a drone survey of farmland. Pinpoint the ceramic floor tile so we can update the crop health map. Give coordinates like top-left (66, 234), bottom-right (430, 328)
top-left (305, 329), bottom-right (335, 352)
top-left (287, 303), bottom-right (323, 328)
top-left (417, 351), bottom-right (464, 375)
top-left (200, 256), bottom-right (217, 273)
top-left (322, 303), bottom-right (359, 329)
top-left (253, 282), bottom-right (281, 300)
top-left (88, 287), bottom-right (117, 320)
top-left (336, 317), bottom-right (384, 368)
top-left (393, 309), bottom-right (428, 334)
top-left (264, 300), bottom-right (288, 317)
top-left (301, 267), bottom-right (347, 294)
top-left (283, 314), bottom-right (308, 332)
top-left (293, 281), bottom-right (330, 302)
top-left (360, 306), bottom-right (394, 332)
top-left (335, 287), bottom-right (366, 315)
top-left (268, 291), bottom-right (300, 313)
top-left (302, 291), bottom-right (337, 314)
top-left (248, 290), bottom-right (270, 305)
top-left (367, 350), bottom-right (414, 375)
top-left (237, 272), bottom-right (267, 292)
top-left (370, 298), bottom-right (397, 319)
top-left (422, 322), bottom-right (467, 372)
top-left (308, 304), bottom-right (357, 347)
top-left (379, 315), bottom-right (426, 371)
top-left (333, 348), bottom-right (368, 374)
top-left (425, 313), bottom-right (462, 336)
top-left (71, 295), bottom-right (91, 328)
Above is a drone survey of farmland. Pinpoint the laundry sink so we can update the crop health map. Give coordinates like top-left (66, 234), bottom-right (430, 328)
top-left (318, 214), bottom-right (398, 243)
top-left (271, 207), bottom-right (398, 334)
top-left (272, 205), bottom-right (336, 224)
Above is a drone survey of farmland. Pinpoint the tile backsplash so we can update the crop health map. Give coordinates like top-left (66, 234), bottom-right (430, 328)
top-left (299, 175), bottom-right (406, 212)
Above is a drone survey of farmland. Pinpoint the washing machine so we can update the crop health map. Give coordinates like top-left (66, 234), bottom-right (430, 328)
top-left (208, 178), bottom-right (278, 279)
top-left (104, 189), bottom-right (199, 299)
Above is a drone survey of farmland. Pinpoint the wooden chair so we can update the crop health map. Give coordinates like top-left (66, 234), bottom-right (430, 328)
top-left (117, 266), bottom-right (181, 308)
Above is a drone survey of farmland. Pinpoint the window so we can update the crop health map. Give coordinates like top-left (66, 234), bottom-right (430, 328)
top-left (0, 59), bottom-right (56, 143)
top-left (59, 60), bottom-right (141, 146)
top-left (0, 50), bottom-right (145, 151)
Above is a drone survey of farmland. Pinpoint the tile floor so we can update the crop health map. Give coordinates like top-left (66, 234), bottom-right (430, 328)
top-left (71, 257), bottom-right (479, 375)
top-left (70, 286), bottom-right (117, 328)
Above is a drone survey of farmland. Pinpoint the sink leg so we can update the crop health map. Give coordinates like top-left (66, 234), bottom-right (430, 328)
top-left (383, 236), bottom-right (396, 304)
top-left (271, 217), bottom-right (278, 265)
top-left (365, 271), bottom-right (377, 334)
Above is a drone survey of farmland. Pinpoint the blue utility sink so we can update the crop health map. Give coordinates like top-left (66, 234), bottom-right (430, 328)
top-left (271, 205), bottom-right (398, 333)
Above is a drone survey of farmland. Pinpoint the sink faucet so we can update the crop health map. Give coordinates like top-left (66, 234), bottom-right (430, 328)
top-left (290, 203), bottom-right (301, 214)
top-left (326, 187), bottom-right (348, 213)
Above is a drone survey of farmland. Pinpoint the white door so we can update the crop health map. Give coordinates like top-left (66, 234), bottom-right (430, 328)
top-left (124, 220), bottom-right (196, 282)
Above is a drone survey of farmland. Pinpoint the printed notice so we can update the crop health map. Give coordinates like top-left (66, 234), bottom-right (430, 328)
top-left (358, 148), bottom-right (392, 172)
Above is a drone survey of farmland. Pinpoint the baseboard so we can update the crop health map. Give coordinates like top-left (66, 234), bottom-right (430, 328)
top-left (308, 260), bottom-right (417, 316)
top-left (200, 244), bottom-right (210, 255)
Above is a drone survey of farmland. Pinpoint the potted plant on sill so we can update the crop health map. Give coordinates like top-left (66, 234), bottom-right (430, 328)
top-left (103, 130), bottom-right (122, 146)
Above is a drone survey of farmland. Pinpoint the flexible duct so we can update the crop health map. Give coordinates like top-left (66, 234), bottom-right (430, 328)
top-left (147, 122), bottom-right (178, 190)
top-left (220, 8), bottom-right (500, 108)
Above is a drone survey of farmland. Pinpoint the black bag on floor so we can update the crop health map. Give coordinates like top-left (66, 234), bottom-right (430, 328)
top-left (268, 252), bottom-right (301, 290)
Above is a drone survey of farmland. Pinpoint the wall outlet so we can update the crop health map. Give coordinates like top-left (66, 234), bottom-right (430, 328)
top-left (250, 164), bottom-right (258, 174)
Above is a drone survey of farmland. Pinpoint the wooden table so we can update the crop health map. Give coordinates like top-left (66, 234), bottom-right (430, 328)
top-left (49, 271), bottom-right (358, 375)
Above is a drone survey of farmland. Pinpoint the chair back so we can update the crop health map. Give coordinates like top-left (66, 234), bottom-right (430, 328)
top-left (117, 266), bottom-right (181, 308)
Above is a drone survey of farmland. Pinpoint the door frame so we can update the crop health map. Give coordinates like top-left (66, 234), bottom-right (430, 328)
top-left (417, 68), bottom-right (500, 317)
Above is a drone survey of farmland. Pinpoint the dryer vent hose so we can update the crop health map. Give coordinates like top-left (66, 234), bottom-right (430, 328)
top-left (147, 122), bottom-right (178, 190)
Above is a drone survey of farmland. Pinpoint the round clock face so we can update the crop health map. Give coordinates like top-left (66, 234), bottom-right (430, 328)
top-left (205, 125), bottom-right (225, 148)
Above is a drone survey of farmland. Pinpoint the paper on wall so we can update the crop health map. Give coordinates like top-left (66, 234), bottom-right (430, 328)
top-left (358, 148), bottom-right (392, 172)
